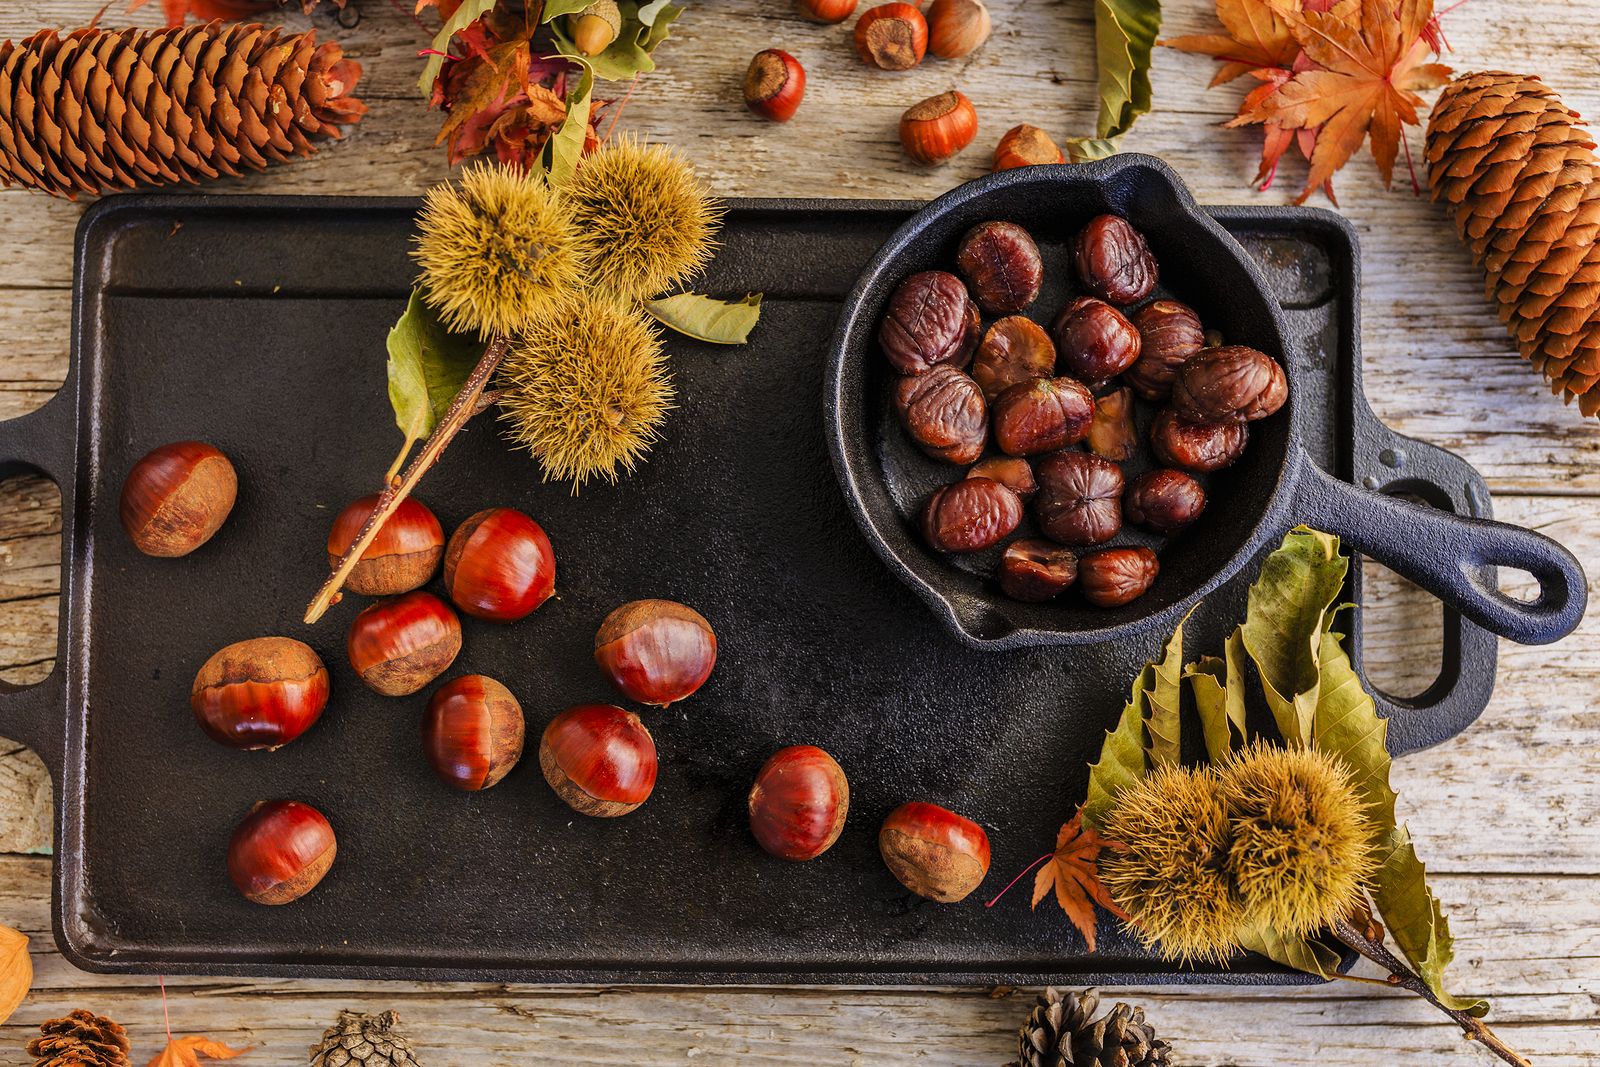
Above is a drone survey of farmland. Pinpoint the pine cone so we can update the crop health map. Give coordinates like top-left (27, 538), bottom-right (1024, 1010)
top-left (309, 1009), bottom-right (423, 1067)
top-left (1005, 988), bottom-right (1172, 1067)
top-left (27, 1009), bottom-right (132, 1067)
top-left (0, 21), bottom-right (366, 199)
top-left (1425, 72), bottom-right (1600, 416)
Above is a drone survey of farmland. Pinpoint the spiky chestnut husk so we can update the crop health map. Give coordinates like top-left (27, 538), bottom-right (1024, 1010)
top-left (1219, 742), bottom-right (1376, 938)
top-left (412, 161), bottom-right (594, 338)
top-left (563, 137), bottom-right (722, 299)
top-left (497, 292), bottom-right (675, 488)
top-left (1098, 764), bottom-right (1244, 965)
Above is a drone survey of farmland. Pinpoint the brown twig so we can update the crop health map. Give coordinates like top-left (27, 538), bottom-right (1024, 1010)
top-left (303, 334), bottom-right (510, 624)
top-left (1330, 917), bottom-right (1530, 1067)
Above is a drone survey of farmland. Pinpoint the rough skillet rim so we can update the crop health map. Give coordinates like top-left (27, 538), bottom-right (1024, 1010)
top-left (822, 154), bottom-right (1297, 651)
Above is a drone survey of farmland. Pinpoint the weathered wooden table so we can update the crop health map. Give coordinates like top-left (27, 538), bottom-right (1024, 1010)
top-left (0, 2), bottom-right (1593, 1063)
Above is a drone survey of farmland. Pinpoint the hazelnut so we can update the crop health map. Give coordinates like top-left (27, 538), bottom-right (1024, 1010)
top-left (956, 221), bottom-right (1043, 314)
top-left (894, 365), bottom-right (988, 465)
top-left (1124, 469), bottom-right (1207, 534)
top-left (797, 0), bottom-right (857, 21)
top-left (1079, 546), bottom-right (1160, 607)
top-left (1052, 296), bottom-right (1142, 382)
top-left (855, 3), bottom-right (928, 70)
top-left (1128, 300), bottom-right (1205, 401)
top-left (967, 456), bottom-right (1037, 500)
top-left (879, 270), bottom-right (980, 374)
top-left (999, 539), bottom-right (1077, 602)
top-left (921, 477), bottom-right (1023, 553)
top-left (899, 90), bottom-right (978, 164)
top-left (971, 316), bottom-right (1056, 399)
top-left (993, 124), bottom-right (1065, 171)
top-left (1086, 386), bottom-right (1138, 462)
top-left (744, 49), bottom-right (805, 122)
top-left (1172, 345), bottom-right (1288, 423)
top-left (1035, 451), bottom-right (1124, 546)
top-left (926, 0), bottom-right (991, 59)
top-left (992, 377), bottom-right (1095, 456)
top-left (1073, 213), bottom-right (1158, 306)
top-left (1150, 408), bottom-right (1248, 472)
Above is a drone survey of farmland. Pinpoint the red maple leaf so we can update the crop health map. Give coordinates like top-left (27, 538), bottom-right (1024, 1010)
top-left (1031, 808), bottom-right (1127, 953)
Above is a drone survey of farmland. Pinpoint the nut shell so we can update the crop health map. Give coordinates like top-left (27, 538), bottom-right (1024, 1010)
top-left (748, 745), bottom-right (851, 861)
top-left (1124, 469), bottom-right (1207, 535)
top-left (1172, 345), bottom-right (1288, 423)
top-left (1079, 546), bottom-right (1160, 607)
top-left (1052, 296), bottom-right (1141, 382)
top-left (421, 674), bottom-right (525, 791)
top-left (1035, 451), bottom-right (1125, 547)
top-left (119, 441), bottom-right (237, 558)
top-left (992, 377), bottom-right (1095, 456)
top-left (854, 2), bottom-right (928, 69)
top-left (926, 0), bottom-right (991, 58)
top-left (1086, 386), bottom-right (1138, 462)
top-left (1150, 408), bottom-right (1248, 472)
top-left (443, 507), bottom-right (557, 622)
top-left (797, 0), bottom-right (857, 21)
top-left (992, 124), bottom-right (1065, 171)
top-left (899, 90), bottom-right (978, 165)
top-left (539, 704), bottom-right (658, 817)
top-left (878, 801), bottom-right (991, 902)
top-left (955, 221), bottom-right (1043, 314)
top-left (999, 539), bottom-right (1078, 602)
top-left (894, 366), bottom-right (988, 465)
top-left (744, 49), bottom-right (805, 122)
top-left (971, 316), bottom-right (1056, 400)
top-left (921, 477), bottom-right (1022, 553)
top-left (191, 636), bottom-right (330, 750)
top-left (346, 591), bottom-right (462, 697)
top-left (966, 456), bottom-right (1037, 500)
top-left (594, 599), bottom-right (718, 706)
top-left (1128, 300), bottom-right (1205, 401)
top-left (879, 270), bottom-right (980, 375)
top-left (1072, 213), bottom-right (1158, 306)
top-left (327, 494), bottom-right (445, 597)
top-left (226, 799), bottom-right (336, 906)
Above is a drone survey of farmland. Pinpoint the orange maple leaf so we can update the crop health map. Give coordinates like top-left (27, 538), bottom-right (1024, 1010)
top-left (147, 1035), bottom-right (249, 1067)
top-left (1161, 0), bottom-right (1300, 87)
top-left (1031, 808), bottom-right (1128, 953)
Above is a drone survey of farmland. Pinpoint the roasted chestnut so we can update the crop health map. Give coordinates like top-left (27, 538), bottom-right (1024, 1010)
top-left (443, 507), bottom-right (557, 622)
top-left (1079, 546), bottom-right (1160, 607)
top-left (1124, 469), bottom-right (1207, 534)
top-left (992, 377), bottom-right (1095, 456)
top-left (1128, 300), bottom-right (1205, 400)
top-left (346, 591), bottom-right (462, 697)
top-left (894, 365), bottom-right (987, 464)
top-left (227, 799), bottom-right (336, 905)
top-left (539, 704), bottom-right (658, 817)
top-left (921, 477), bottom-right (1022, 553)
top-left (999, 539), bottom-right (1078, 602)
top-left (1086, 386), bottom-right (1138, 462)
top-left (955, 221), bottom-right (1043, 314)
top-left (421, 674), bottom-right (525, 791)
top-left (1052, 296), bottom-right (1141, 382)
top-left (327, 494), bottom-right (445, 597)
top-left (191, 637), bottom-right (330, 750)
top-left (879, 270), bottom-right (981, 375)
top-left (595, 599), bottom-right (718, 707)
top-left (879, 801), bottom-right (991, 903)
top-left (970, 316), bottom-right (1056, 400)
top-left (1172, 345), bottom-right (1288, 423)
top-left (1072, 213), bottom-right (1158, 306)
top-left (1150, 408), bottom-right (1248, 472)
top-left (1035, 451), bottom-right (1124, 546)
top-left (967, 456), bottom-right (1037, 499)
top-left (120, 440), bottom-right (237, 557)
top-left (748, 745), bottom-right (850, 861)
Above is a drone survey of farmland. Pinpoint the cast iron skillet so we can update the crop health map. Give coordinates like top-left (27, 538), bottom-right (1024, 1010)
top-left (825, 155), bottom-right (1586, 653)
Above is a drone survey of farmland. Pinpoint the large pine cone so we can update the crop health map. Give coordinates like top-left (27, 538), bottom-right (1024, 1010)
top-left (27, 1009), bottom-right (133, 1067)
top-left (1006, 988), bottom-right (1172, 1067)
top-left (309, 1009), bottom-right (423, 1067)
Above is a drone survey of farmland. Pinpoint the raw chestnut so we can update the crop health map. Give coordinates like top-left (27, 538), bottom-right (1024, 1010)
top-left (1128, 300), bottom-right (1205, 401)
top-left (967, 456), bottom-right (1036, 500)
top-left (1125, 469), bottom-right (1207, 535)
top-left (1051, 296), bottom-right (1141, 382)
top-left (119, 440), bottom-right (237, 557)
top-left (421, 674), bottom-right (525, 791)
top-left (443, 507), bottom-right (557, 622)
top-left (1072, 213), bottom-right (1158, 306)
top-left (955, 221), bottom-right (1043, 314)
top-left (1150, 408), bottom-right (1248, 472)
top-left (1079, 546), bottom-right (1160, 607)
top-left (971, 315), bottom-right (1056, 400)
top-left (346, 591), bottom-right (462, 697)
top-left (327, 494), bottom-right (445, 597)
top-left (894, 365), bottom-right (987, 464)
top-left (748, 745), bottom-right (850, 861)
top-left (992, 377), bottom-right (1095, 456)
top-left (921, 477), bottom-right (1022, 553)
top-left (879, 270), bottom-right (981, 375)
top-left (227, 799), bottom-right (336, 905)
top-left (1086, 386), bottom-right (1138, 462)
top-left (1172, 345), bottom-right (1288, 422)
top-left (539, 704), bottom-right (658, 817)
top-left (999, 539), bottom-right (1078, 602)
top-left (878, 801), bottom-right (991, 903)
top-left (595, 599), bottom-right (718, 706)
top-left (191, 636), bottom-right (330, 750)
top-left (1035, 451), bottom-right (1124, 546)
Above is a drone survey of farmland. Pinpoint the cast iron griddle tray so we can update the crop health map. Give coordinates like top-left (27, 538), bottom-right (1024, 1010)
top-left (0, 196), bottom-right (1494, 985)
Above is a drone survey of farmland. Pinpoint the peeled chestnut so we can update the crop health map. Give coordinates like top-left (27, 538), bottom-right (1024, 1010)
top-left (967, 456), bottom-right (1037, 500)
top-left (1150, 408), bottom-right (1248, 472)
top-left (894, 365), bottom-right (988, 465)
top-left (327, 494), bottom-right (444, 597)
top-left (443, 507), bottom-right (556, 623)
top-left (1052, 296), bottom-right (1141, 382)
top-left (1125, 469), bottom-right (1207, 534)
top-left (1172, 345), bottom-right (1288, 423)
top-left (879, 270), bottom-right (981, 375)
top-left (595, 599), bottom-right (718, 706)
top-left (346, 591), bottom-right (461, 697)
top-left (1035, 451), bottom-right (1124, 547)
top-left (1086, 386), bottom-right (1138, 462)
top-left (539, 704), bottom-right (658, 817)
top-left (1079, 546), bottom-right (1160, 607)
top-left (1072, 213), bottom-right (1158, 306)
top-left (1128, 300), bottom-right (1205, 400)
top-left (955, 221), bottom-right (1043, 314)
top-left (879, 801), bottom-right (991, 902)
top-left (992, 377), bottom-right (1095, 456)
top-left (421, 674), bottom-right (525, 791)
top-left (191, 636), bottom-right (329, 750)
top-left (971, 316), bottom-right (1056, 400)
top-left (748, 745), bottom-right (850, 861)
top-left (999, 539), bottom-right (1078, 602)
top-left (921, 477), bottom-right (1022, 553)
top-left (120, 441), bottom-right (237, 557)
top-left (227, 799), bottom-right (336, 905)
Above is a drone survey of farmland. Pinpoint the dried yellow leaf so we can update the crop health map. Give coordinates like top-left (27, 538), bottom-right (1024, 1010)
top-left (0, 924), bottom-right (33, 1025)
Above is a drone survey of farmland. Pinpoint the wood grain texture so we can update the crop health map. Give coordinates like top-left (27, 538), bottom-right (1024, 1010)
top-left (0, 1), bottom-right (1594, 1064)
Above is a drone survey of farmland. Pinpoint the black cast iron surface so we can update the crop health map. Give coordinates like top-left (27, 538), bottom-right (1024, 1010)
top-left (0, 193), bottom-right (1503, 984)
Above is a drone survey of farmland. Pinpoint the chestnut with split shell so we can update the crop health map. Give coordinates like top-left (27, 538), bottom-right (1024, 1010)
top-left (120, 440), bottom-right (237, 557)
top-left (422, 674), bottom-right (526, 791)
top-left (748, 745), bottom-right (850, 861)
top-left (1150, 408), bottom-right (1247, 473)
top-left (540, 704), bottom-right (658, 817)
top-left (955, 221), bottom-right (1042, 315)
top-left (999, 539), bottom-right (1077, 602)
top-left (443, 507), bottom-right (557, 622)
top-left (595, 599), bottom-right (718, 707)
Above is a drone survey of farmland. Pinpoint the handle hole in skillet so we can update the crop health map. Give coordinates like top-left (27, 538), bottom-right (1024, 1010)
top-left (0, 472), bottom-right (61, 688)
top-left (1495, 567), bottom-right (1547, 608)
top-left (1361, 559), bottom-right (1445, 702)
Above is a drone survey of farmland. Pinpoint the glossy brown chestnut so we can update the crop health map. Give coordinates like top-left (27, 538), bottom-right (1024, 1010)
top-left (1124, 469), bottom-right (1207, 534)
top-left (1035, 451), bottom-right (1124, 546)
top-left (879, 270), bottom-right (981, 375)
top-left (878, 801), bottom-right (991, 902)
top-left (992, 123), bottom-right (1065, 171)
top-left (191, 637), bottom-right (329, 750)
top-left (346, 591), bottom-right (462, 697)
top-left (1079, 545), bottom-right (1160, 607)
top-left (119, 440), bottom-right (237, 557)
top-left (999, 539), bottom-right (1078, 602)
top-left (955, 221), bottom-right (1043, 314)
top-left (1172, 345), bottom-right (1288, 423)
top-left (966, 456), bottom-right (1037, 500)
top-left (421, 674), bottom-right (526, 791)
top-left (1150, 408), bottom-right (1248, 472)
top-left (539, 704), bottom-right (658, 817)
top-left (443, 507), bottom-right (557, 622)
top-left (748, 745), bottom-right (850, 861)
top-left (1051, 296), bottom-right (1141, 382)
top-left (227, 799), bottom-right (336, 905)
top-left (1072, 213), bottom-right (1158, 306)
top-left (971, 316), bottom-right (1056, 400)
top-left (894, 365), bottom-right (987, 464)
top-left (1086, 386), bottom-right (1138, 462)
top-left (744, 49), bottom-right (805, 122)
top-left (854, 2), bottom-right (928, 69)
top-left (992, 377), bottom-right (1095, 456)
top-left (594, 599), bottom-right (718, 706)
top-left (921, 477), bottom-right (1022, 553)
top-left (899, 90), bottom-right (979, 164)
top-left (1128, 300), bottom-right (1205, 401)
top-left (327, 494), bottom-right (445, 597)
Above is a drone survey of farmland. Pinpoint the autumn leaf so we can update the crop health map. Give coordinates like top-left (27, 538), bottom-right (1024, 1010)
top-left (0, 925), bottom-right (31, 1026)
top-left (129, 0), bottom-right (280, 24)
top-left (147, 1035), bottom-right (249, 1067)
top-left (1161, 0), bottom-right (1299, 86)
top-left (1031, 808), bottom-right (1128, 952)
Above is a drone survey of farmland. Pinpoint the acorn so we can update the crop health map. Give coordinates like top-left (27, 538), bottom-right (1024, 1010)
top-left (569, 0), bottom-right (622, 57)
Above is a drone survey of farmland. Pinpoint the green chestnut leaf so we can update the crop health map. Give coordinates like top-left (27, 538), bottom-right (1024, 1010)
top-left (386, 289), bottom-right (487, 468)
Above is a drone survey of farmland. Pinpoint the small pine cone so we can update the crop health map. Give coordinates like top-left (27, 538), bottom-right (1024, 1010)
top-left (27, 1009), bottom-right (133, 1067)
top-left (1005, 988), bottom-right (1172, 1067)
top-left (309, 1009), bottom-right (423, 1067)
top-left (1072, 1002), bottom-right (1173, 1067)
top-left (1008, 987), bottom-right (1101, 1067)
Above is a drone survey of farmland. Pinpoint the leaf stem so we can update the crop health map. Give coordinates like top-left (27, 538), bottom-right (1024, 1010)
top-left (984, 852), bottom-right (1052, 909)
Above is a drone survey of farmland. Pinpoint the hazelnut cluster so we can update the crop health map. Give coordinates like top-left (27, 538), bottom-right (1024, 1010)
top-left (881, 213), bottom-right (1288, 609)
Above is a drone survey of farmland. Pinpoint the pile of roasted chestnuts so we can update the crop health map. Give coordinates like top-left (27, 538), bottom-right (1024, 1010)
top-left (883, 212), bottom-right (1288, 608)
